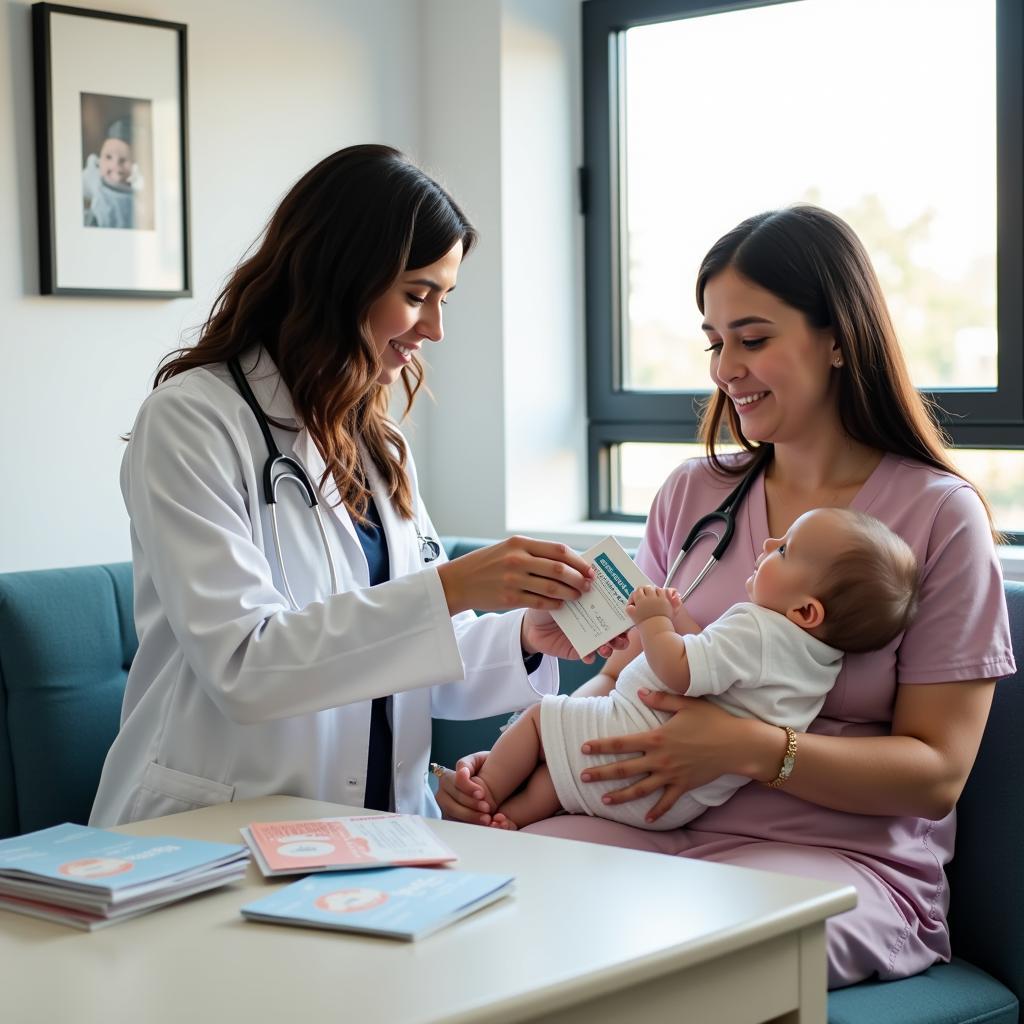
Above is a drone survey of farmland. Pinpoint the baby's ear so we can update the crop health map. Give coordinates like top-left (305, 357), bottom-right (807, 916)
top-left (787, 597), bottom-right (824, 629)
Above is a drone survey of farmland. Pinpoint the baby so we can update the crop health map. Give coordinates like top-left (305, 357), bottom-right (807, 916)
top-left (82, 118), bottom-right (136, 229)
top-left (471, 507), bottom-right (919, 831)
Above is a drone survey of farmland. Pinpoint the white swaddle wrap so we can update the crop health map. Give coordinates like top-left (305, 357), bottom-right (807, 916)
top-left (541, 603), bottom-right (843, 831)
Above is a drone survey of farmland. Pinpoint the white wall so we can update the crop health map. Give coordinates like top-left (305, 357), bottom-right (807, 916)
top-left (411, 0), bottom-right (595, 544)
top-left (500, 0), bottom-right (588, 535)
top-left (410, 0), bottom-right (507, 540)
top-left (0, 0), bottom-right (421, 571)
top-left (0, 0), bottom-right (616, 573)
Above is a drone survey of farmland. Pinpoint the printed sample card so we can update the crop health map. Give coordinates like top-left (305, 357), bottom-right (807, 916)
top-left (550, 536), bottom-right (654, 657)
top-left (241, 814), bottom-right (458, 877)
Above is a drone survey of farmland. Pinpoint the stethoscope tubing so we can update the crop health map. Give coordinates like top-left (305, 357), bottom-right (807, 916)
top-left (228, 356), bottom-right (342, 611)
top-left (228, 356), bottom-right (439, 612)
top-left (663, 460), bottom-right (763, 598)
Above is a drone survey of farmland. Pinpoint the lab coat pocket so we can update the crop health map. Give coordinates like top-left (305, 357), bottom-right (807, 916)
top-left (135, 761), bottom-right (236, 818)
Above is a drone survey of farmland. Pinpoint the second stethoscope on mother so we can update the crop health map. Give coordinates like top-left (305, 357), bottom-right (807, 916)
top-left (227, 357), bottom-right (441, 611)
top-left (663, 457), bottom-right (765, 598)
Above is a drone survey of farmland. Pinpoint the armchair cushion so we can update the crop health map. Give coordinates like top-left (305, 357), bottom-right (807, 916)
top-left (828, 958), bottom-right (1017, 1024)
top-left (0, 564), bottom-right (137, 836)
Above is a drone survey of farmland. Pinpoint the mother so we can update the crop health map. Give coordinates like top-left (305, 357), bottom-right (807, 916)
top-left (439, 206), bottom-right (1015, 988)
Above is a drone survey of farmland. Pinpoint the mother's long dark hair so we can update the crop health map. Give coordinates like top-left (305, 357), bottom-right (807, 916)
top-left (155, 144), bottom-right (476, 521)
top-left (695, 205), bottom-right (996, 531)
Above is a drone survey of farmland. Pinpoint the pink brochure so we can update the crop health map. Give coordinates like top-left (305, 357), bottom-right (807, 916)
top-left (242, 815), bottom-right (458, 877)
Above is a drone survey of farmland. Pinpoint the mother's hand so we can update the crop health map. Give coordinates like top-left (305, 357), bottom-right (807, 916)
top-left (579, 690), bottom-right (764, 823)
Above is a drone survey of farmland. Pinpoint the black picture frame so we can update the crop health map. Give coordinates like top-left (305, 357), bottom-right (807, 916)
top-left (32, 3), bottom-right (191, 298)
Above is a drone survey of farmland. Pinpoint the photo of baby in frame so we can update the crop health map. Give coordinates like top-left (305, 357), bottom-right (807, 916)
top-left (80, 92), bottom-right (155, 231)
top-left (32, 3), bottom-right (190, 297)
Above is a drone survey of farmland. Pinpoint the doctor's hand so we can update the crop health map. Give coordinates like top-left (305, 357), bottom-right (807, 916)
top-left (577, 691), bottom-right (767, 823)
top-left (434, 752), bottom-right (494, 825)
top-left (437, 537), bottom-right (595, 616)
top-left (521, 610), bottom-right (630, 664)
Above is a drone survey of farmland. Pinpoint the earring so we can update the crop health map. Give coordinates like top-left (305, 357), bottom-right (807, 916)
top-left (833, 357), bottom-right (843, 368)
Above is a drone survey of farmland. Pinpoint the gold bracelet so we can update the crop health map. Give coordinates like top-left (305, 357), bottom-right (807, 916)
top-left (767, 726), bottom-right (798, 789)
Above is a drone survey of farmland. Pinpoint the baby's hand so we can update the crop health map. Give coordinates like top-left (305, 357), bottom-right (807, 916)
top-left (625, 585), bottom-right (679, 622)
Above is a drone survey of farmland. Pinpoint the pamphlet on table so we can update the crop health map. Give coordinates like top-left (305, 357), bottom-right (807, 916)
top-left (241, 814), bottom-right (457, 877)
top-left (0, 822), bottom-right (249, 930)
top-left (550, 536), bottom-right (653, 657)
top-left (240, 866), bottom-right (514, 940)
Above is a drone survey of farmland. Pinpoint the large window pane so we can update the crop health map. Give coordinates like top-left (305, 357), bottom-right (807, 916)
top-left (622, 0), bottom-right (997, 393)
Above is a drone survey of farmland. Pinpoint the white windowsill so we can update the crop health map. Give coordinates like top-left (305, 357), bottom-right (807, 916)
top-left (997, 546), bottom-right (1024, 583)
top-left (513, 520), bottom-right (646, 552)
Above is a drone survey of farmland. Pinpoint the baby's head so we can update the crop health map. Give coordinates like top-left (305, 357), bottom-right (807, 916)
top-left (746, 508), bottom-right (919, 653)
top-left (99, 118), bottom-right (133, 187)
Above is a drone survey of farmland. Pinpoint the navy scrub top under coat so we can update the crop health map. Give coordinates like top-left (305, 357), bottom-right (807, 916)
top-left (353, 496), bottom-right (393, 812)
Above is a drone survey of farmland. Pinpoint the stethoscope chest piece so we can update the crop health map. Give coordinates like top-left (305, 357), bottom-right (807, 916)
top-left (418, 533), bottom-right (441, 563)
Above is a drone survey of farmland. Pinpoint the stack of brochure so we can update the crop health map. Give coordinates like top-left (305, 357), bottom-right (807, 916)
top-left (0, 823), bottom-right (250, 930)
top-left (240, 814), bottom-right (458, 877)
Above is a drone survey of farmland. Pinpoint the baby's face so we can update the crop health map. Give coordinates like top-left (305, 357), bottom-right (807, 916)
top-left (99, 137), bottom-right (132, 186)
top-left (746, 508), bottom-right (840, 616)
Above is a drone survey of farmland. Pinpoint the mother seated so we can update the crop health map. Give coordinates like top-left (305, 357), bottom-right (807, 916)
top-left (436, 205), bottom-right (1015, 990)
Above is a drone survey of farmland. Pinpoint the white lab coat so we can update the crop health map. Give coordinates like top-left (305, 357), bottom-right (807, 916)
top-left (90, 353), bottom-right (557, 826)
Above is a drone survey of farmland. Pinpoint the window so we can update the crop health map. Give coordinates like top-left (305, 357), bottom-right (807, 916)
top-left (583, 0), bottom-right (1024, 534)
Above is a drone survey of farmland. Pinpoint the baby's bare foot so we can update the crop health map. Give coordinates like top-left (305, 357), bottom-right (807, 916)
top-left (470, 775), bottom-right (499, 816)
top-left (489, 812), bottom-right (518, 831)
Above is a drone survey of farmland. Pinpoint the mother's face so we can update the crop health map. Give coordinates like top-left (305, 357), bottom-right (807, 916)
top-left (700, 266), bottom-right (841, 446)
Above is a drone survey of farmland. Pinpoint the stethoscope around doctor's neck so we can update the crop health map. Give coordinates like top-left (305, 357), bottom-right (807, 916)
top-left (227, 357), bottom-right (441, 611)
top-left (663, 456), bottom-right (765, 599)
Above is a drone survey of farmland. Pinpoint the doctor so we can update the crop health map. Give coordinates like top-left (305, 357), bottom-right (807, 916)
top-left (91, 144), bottom-right (620, 827)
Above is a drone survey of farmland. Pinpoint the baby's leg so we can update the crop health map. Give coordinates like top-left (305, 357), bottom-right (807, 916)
top-left (492, 764), bottom-right (562, 830)
top-left (474, 704), bottom-right (546, 816)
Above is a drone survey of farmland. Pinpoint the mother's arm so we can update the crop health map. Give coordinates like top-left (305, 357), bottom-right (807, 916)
top-left (582, 677), bottom-right (996, 822)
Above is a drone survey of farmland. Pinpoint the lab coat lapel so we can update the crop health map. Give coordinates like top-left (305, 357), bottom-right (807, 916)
top-left (241, 351), bottom-right (297, 422)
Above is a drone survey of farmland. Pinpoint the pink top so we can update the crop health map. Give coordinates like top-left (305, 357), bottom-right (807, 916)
top-left (636, 452), bottom-right (1016, 958)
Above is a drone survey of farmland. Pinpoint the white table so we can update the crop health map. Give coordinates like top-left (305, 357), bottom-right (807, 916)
top-left (0, 796), bottom-right (855, 1024)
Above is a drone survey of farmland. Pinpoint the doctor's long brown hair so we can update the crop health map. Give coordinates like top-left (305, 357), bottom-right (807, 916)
top-left (694, 204), bottom-right (999, 535)
top-left (155, 144), bottom-right (476, 521)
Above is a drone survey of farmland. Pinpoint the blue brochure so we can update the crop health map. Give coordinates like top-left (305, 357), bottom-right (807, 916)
top-left (0, 823), bottom-right (249, 905)
top-left (241, 866), bottom-right (514, 941)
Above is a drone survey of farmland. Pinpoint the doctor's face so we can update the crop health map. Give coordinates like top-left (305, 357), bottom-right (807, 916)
top-left (366, 240), bottom-right (463, 386)
top-left (701, 266), bottom-right (840, 446)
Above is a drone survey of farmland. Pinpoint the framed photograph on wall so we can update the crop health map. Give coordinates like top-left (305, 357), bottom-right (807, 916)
top-left (32, 4), bottom-right (191, 297)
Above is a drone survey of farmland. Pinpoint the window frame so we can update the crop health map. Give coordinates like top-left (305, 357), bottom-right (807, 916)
top-left (582, 0), bottom-right (1024, 520)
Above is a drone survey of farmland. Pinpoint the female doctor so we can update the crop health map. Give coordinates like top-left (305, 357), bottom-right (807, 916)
top-left (90, 144), bottom-right (620, 827)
